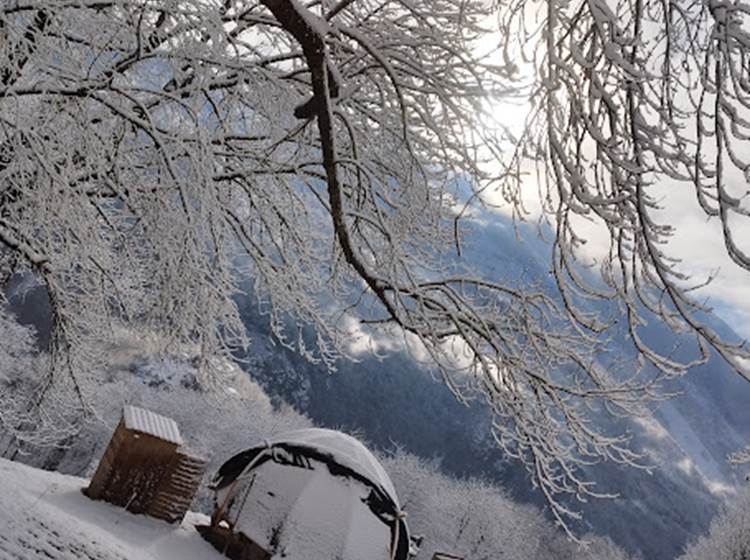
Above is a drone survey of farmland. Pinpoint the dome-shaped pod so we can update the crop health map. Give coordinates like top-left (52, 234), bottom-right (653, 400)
top-left (206, 428), bottom-right (409, 560)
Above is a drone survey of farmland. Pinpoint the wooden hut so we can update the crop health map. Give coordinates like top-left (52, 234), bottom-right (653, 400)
top-left (85, 405), bottom-right (206, 523)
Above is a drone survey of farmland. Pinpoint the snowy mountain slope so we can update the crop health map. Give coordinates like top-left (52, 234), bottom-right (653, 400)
top-left (0, 457), bottom-right (222, 560)
top-left (441, 207), bottom-right (750, 493)
top-left (235, 211), bottom-right (750, 559)
top-left (4, 206), bottom-right (749, 559)
top-left (0, 449), bottom-right (637, 560)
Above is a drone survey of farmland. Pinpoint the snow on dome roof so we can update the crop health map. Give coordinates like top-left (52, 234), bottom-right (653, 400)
top-left (265, 428), bottom-right (399, 507)
top-left (123, 405), bottom-right (183, 445)
top-left (229, 461), bottom-right (394, 560)
top-left (212, 428), bottom-right (410, 560)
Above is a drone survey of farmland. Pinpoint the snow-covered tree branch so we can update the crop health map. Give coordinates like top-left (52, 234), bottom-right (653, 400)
top-left (496, 0), bottom-right (750, 377)
top-left (1, 0), bottom-right (749, 530)
top-left (729, 446), bottom-right (750, 465)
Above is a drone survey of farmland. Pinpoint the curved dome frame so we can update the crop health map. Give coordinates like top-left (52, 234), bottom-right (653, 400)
top-left (212, 429), bottom-right (410, 560)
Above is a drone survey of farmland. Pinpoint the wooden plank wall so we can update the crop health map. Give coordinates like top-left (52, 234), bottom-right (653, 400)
top-left (148, 450), bottom-right (207, 523)
top-left (85, 422), bottom-right (179, 515)
top-left (85, 419), bottom-right (128, 500)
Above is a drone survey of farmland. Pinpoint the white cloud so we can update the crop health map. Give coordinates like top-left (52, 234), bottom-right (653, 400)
top-left (483, 165), bottom-right (750, 339)
top-left (634, 416), bottom-right (669, 441)
top-left (652, 178), bottom-right (750, 339)
top-left (339, 314), bottom-right (400, 356)
top-left (704, 479), bottom-right (736, 497)
top-left (677, 457), bottom-right (694, 476)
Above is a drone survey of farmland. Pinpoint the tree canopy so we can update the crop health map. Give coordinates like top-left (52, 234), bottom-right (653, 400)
top-left (1, 0), bottom-right (749, 528)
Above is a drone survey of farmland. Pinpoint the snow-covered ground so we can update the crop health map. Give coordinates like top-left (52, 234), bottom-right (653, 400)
top-left (0, 457), bottom-right (223, 560)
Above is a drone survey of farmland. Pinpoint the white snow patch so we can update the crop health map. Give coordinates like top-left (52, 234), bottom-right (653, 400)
top-left (228, 460), bottom-right (391, 560)
top-left (264, 428), bottom-right (400, 503)
top-left (0, 457), bottom-right (224, 560)
top-left (123, 405), bottom-right (183, 445)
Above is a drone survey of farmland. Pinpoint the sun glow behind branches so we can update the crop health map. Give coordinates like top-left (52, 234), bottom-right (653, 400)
top-left (468, 12), bottom-right (750, 341)
top-left (466, 6), bottom-right (559, 222)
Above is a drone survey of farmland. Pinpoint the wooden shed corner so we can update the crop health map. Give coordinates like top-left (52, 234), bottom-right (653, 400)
top-left (85, 405), bottom-right (206, 524)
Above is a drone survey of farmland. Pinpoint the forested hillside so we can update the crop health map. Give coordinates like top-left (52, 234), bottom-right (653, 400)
top-left (234, 210), bottom-right (750, 559)
top-left (0, 318), bottom-right (634, 559)
top-left (4, 211), bottom-right (750, 559)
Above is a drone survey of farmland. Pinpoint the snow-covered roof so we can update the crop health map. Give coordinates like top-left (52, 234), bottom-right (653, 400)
top-left (229, 461), bottom-right (392, 560)
top-left (264, 428), bottom-right (399, 506)
top-left (123, 405), bottom-right (183, 446)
